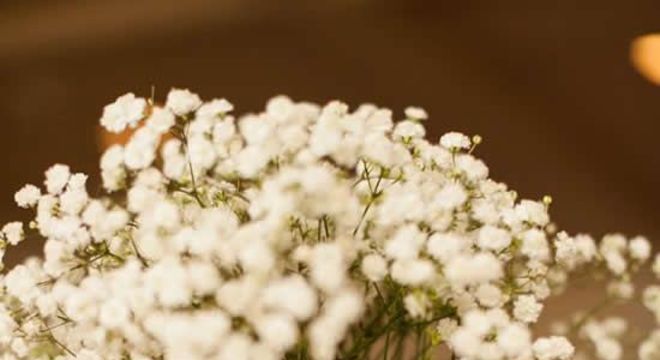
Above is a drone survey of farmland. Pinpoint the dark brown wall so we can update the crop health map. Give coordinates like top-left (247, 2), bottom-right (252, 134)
top-left (1, 0), bottom-right (659, 264)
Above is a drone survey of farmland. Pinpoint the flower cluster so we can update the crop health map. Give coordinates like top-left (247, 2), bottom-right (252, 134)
top-left (0, 89), bottom-right (656, 359)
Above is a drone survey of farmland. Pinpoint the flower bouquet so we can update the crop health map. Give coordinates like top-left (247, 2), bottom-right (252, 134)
top-left (0, 89), bottom-right (658, 359)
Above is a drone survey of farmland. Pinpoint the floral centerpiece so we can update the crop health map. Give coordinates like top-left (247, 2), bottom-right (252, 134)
top-left (0, 89), bottom-right (658, 359)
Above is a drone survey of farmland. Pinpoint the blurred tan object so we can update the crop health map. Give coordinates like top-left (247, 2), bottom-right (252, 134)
top-left (631, 33), bottom-right (660, 85)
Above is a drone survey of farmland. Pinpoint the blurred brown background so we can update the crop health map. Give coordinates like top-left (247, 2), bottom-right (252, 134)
top-left (0, 0), bottom-right (659, 263)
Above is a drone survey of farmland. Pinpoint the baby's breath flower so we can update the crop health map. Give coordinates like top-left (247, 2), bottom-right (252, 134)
top-left (630, 236), bottom-right (652, 262)
top-left (197, 98), bottom-right (234, 118)
top-left (497, 323), bottom-right (532, 357)
top-left (404, 106), bottom-right (428, 121)
top-left (513, 294), bottom-right (543, 323)
top-left (100, 92), bottom-right (147, 133)
top-left (477, 225), bottom-right (512, 252)
top-left (436, 318), bottom-right (458, 341)
top-left (44, 163), bottom-right (70, 194)
top-left (439, 131), bottom-right (471, 150)
top-left (533, 336), bottom-right (575, 360)
top-left (146, 107), bottom-right (176, 133)
top-left (445, 252), bottom-right (503, 287)
top-left (166, 88), bottom-right (202, 116)
top-left (360, 254), bottom-right (387, 282)
top-left (475, 283), bottom-right (504, 308)
top-left (14, 184), bottom-right (40, 208)
top-left (393, 120), bottom-right (425, 139)
top-left (1, 222), bottom-right (23, 246)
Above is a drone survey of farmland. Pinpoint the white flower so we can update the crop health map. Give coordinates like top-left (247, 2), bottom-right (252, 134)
top-left (197, 98), bottom-right (234, 118)
top-left (146, 257), bottom-right (191, 307)
top-left (100, 93), bottom-right (147, 133)
top-left (554, 232), bottom-right (578, 267)
top-left (604, 251), bottom-right (627, 276)
top-left (426, 232), bottom-right (467, 264)
top-left (445, 252), bottom-right (503, 287)
top-left (100, 145), bottom-right (125, 171)
top-left (266, 95), bottom-right (295, 120)
top-left (262, 275), bottom-right (318, 321)
top-left (439, 131), bottom-right (471, 150)
top-left (166, 88), bottom-right (202, 116)
top-left (404, 293), bottom-right (430, 318)
top-left (533, 336), bottom-right (574, 360)
top-left (187, 260), bottom-right (221, 296)
top-left (213, 117), bottom-right (237, 143)
top-left (238, 240), bottom-right (275, 274)
top-left (477, 225), bottom-right (512, 252)
top-left (255, 313), bottom-right (299, 352)
top-left (450, 327), bottom-right (481, 358)
top-left (310, 243), bottom-right (346, 293)
top-left (10, 337), bottom-right (28, 357)
top-left (521, 229), bottom-right (550, 261)
top-left (2, 222), bottom-right (23, 246)
top-left (360, 254), bottom-right (388, 282)
top-left (216, 278), bottom-right (260, 316)
top-left (393, 120), bottom-right (425, 139)
top-left (146, 107), bottom-right (176, 133)
top-left (629, 236), bottom-right (651, 262)
top-left (475, 283), bottom-right (504, 308)
top-left (434, 182), bottom-right (467, 210)
top-left (497, 323), bottom-right (531, 357)
top-left (44, 164), bottom-right (70, 194)
top-left (575, 234), bottom-right (597, 262)
top-left (14, 184), bottom-right (40, 208)
top-left (404, 106), bottom-right (428, 120)
top-left (217, 333), bottom-right (251, 360)
top-left (391, 259), bottom-right (435, 286)
top-left (4, 265), bottom-right (38, 303)
top-left (384, 224), bottom-right (426, 261)
top-left (235, 146), bottom-right (271, 178)
top-left (99, 299), bottom-right (130, 330)
top-left (456, 154), bottom-right (489, 181)
top-left (60, 186), bottom-right (88, 216)
top-left (124, 127), bottom-right (159, 170)
top-left (436, 318), bottom-right (458, 341)
top-left (513, 295), bottom-right (543, 323)
top-left (515, 200), bottom-right (549, 226)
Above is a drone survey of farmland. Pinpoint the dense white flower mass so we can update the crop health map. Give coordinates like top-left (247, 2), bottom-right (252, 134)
top-left (0, 89), bottom-right (656, 359)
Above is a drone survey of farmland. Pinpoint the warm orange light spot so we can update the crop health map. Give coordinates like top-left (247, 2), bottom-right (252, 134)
top-left (98, 125), bottom-right (174, 153)
top-left (97, 102), bottom-right (174, 151)
top-left (98, 126), bottom-right (137, 149)
top-left (631, 33), bottom-right (660, 85)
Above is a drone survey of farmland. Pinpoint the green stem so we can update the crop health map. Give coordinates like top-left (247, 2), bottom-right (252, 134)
top-left (179, 125), bottom-right (206, 208)
top-left (383, 329), bottom-right (391, 360)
